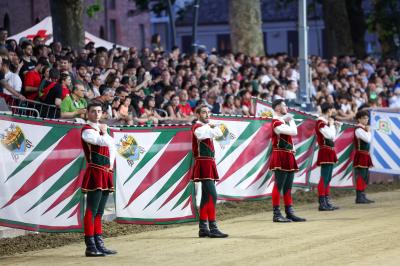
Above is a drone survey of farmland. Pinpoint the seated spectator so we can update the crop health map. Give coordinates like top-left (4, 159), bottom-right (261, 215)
top-left (178, 89), bottom-right (194, 119)
top-left (165, 94), bottom-right (184, 120)
top-left (222, 94), bottom-right (236, 115)
top-left (60, 83), bottom-right (87, 119)
top-left (187, 85), bottom-right (199, 110)
top-left (141, 95), bottom-right (165, 125)
top-left (117, 97), bottom-right (134, 125)
top-left (389, 86), bottom-right (400, 108)
top-left (335, 94), bottom-right (355, 121)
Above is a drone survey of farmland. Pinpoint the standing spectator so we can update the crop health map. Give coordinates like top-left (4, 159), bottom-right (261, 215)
top-left (42, 72), bottom-right (71, 107)
top-left (1, 58), bottom-right (22, 96)
top-left (23, 57), bottom-right (48, 100)
top-left (0, 28), bottom-right (7, 49)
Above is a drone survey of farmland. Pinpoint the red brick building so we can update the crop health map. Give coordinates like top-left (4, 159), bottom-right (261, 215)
top-left (0, 0), bottom-right (151, 48)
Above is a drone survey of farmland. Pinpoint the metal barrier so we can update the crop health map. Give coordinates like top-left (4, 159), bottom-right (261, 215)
top-left (0, 94), bottom-right (60, 119)
top-left (10, 106), bottom-right (40, 117)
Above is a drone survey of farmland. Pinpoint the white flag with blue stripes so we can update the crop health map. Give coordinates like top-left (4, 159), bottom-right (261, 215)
top-left (370, 110), bottom-right (400, 174)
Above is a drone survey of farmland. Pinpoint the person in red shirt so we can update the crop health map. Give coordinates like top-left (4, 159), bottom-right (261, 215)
top-left (178, 89), bottom-right (194, 118)
top-left (23, 57), bottom-right (48, 100)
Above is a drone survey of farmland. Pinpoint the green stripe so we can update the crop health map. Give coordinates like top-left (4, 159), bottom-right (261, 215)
top-left (27, 156), bottom-right (85, 213)
top-left (144, 152), bottom-right (192, 209)
top-left (337, 144), bottom-right (354, 164)
top-left (56, 190), bottom-right (83, 218)
top-left (7, 126), bottom-right (70, 181)
top-left (295, 136), bottom-right (315, 156)
top-left (218, 120), bottom-right (265, 164)
top-left (257, 171), bottom-right (273, 189)
top-left (234, 146), bottom-right (271, 187)
top-left (124, 131), bottom-right (176, 185)
top-left (0, 218), bottom-right (83, 233)
top-left (171, 182), bottom-right (194, 211)
top-left (339, 162), bottom-right (354, 181)
top-left (115, 217), bottom-right (197, 225)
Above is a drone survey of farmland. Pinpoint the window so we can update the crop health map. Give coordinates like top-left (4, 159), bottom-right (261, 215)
top-left (217, 34), bottom-right (231, 54)
top-left (139, 24), bottom-right (146, 49)
top-left (109, 0), bottom-right (116, 9)
top-left (3, 13), bottom-right (10, 33)
top-left (181, 35), bottom-right (193, 54)
top-left (109, 19), bottom-right (117, 43)
top-left (99, 26), bottom-right (105, 39)
top-left (287, 30), bottom-right (299, 57)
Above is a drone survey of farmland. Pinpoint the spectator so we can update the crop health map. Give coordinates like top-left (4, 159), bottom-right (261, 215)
top-left (60, 83), bottom-right (87, 119)
top-left (178, 89), bottom-right (194, 119)
top-left (42, 72), bottom-right (71, 107)
top-left (23, 57), bottom-right (48, 100)
top-left (1, 58), bottom-right (22, 96)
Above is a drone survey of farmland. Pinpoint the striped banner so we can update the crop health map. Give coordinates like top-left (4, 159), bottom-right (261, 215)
top-left (370, 110), bottom-right (400, 174)
top-left (0, 115), bottom-right (84, 232)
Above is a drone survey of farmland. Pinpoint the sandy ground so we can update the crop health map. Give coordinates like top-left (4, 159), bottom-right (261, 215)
top-left (2, 190), bottom-right (400, 266)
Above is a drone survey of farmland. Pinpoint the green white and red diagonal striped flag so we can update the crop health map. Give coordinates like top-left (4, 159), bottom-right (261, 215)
top-left (0, 115), bottom-right (84, 232)
top-left (113, 126), bottom-right (198, 224)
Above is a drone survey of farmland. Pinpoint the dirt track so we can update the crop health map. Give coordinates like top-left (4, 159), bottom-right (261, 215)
top-left (2, 190), bottom-right (400, 266)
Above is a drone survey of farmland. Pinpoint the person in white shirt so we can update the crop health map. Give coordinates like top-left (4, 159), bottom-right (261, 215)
top-left (353, 110), bottom-right (374, 204)
top-left (81, 101), bottom-right (117, 257)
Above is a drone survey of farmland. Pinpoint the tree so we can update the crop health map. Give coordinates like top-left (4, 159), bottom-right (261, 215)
top-left (346, 0), bottom-right (367, 58)
top-left (367, 0), bottom-right (400, 58)
top-left (321, 0), bottom-right (354, 57)
top-left (229, 0), bottom-right (264, 56)
top-left (49, 0), bottom-right (85, 50)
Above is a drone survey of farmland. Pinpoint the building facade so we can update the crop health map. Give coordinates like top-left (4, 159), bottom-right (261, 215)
top-left (0, 0), bottom-right (151, 48)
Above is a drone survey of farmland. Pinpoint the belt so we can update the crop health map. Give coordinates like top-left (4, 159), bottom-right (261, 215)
top-left (88, 163), bottom-right (114, 173)
top-left (273, 148), bottom-right (295, 154)
top-left (320, 145), bottom-right (334, 150)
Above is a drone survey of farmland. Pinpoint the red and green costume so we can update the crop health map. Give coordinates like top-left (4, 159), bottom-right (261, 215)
top-left (269, 119), bottom-right (299, 208)
top-left (315, 119), bottom-right (338, 197)
top-left (191, 122), bottom-right (219, 222)
top-left (353, 126), bottom-right (373, 192)
top-left (81, 124), bottom-right (114, 238)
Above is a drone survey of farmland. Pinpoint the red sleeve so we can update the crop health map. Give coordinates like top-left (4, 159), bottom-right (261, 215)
top-left (272, 120), bottom-right (283, 129)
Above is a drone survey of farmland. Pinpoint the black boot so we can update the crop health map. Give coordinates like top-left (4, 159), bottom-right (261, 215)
top-left (362, 192), bottom-right (375, 203)
top-left (209, 221), bottom-right (228, 238)
top-left (198, 220), bottom-right (210, 238)
top-left (355, 190), bottom-right (369, 204)
top-left (273, 206), bottom-right (291, 222)
top-left (325, 196), bottom-right (339, 210)
top-left (94, 234), bottom-right (117, 255)
top-left (84, 236), bottom-right (105, 257)
top-left (285, 205), bottom-right (306, 222)
top-left (318, 196), bottom-right (334, 211)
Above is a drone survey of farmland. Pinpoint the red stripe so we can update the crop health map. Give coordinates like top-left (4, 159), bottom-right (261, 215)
top-left (42, 170), bottom-right (84, 215)
top-left (218, 123), bottom-right (271, 185)
top-left (2, 129), bottom-right (83, 209)
top-left (246, 158), bottom-right (271, 188)
top-left (159, 170), bottom-right (191, 210)
top-left (124, 131), bottom-right (191, 209)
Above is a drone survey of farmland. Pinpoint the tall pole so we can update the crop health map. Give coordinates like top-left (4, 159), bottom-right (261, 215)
top-left (167, 0), bottom-right (176, 49)
top-left (298, 0), bottom-right (311, 110)
top-left (191, 0), bottom-right (200, 54)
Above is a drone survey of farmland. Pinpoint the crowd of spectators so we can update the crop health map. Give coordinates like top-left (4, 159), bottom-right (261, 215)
top-left (1, 26), bottom-right (400, 125)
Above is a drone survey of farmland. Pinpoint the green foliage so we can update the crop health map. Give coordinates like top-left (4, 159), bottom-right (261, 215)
top-left (86, 0), bottom-right (103, 18)
top-left (366, 0), bottom-right (400, 39)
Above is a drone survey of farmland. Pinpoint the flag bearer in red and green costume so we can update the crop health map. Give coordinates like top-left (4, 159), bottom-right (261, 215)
top-left (315, 103), bottom-right (341, 211)
top-left (81, 101), bottom-right (117, 256)
top-left (269, 99), bottom-right (306, 223)
top-left (353, 110), bottom-right (374, 204)
top-left (191, 104), bottom-right (228, 238)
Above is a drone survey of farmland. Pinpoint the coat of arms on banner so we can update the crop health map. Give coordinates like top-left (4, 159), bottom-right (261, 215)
top-left (215, 123), bottom-right (236, 149)
top-left (116, 134), bottom-right (145, 167)
top-left (376, 119), bottom-right (391, 135)
top-left (0, 124), bottom-right (33, 162)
